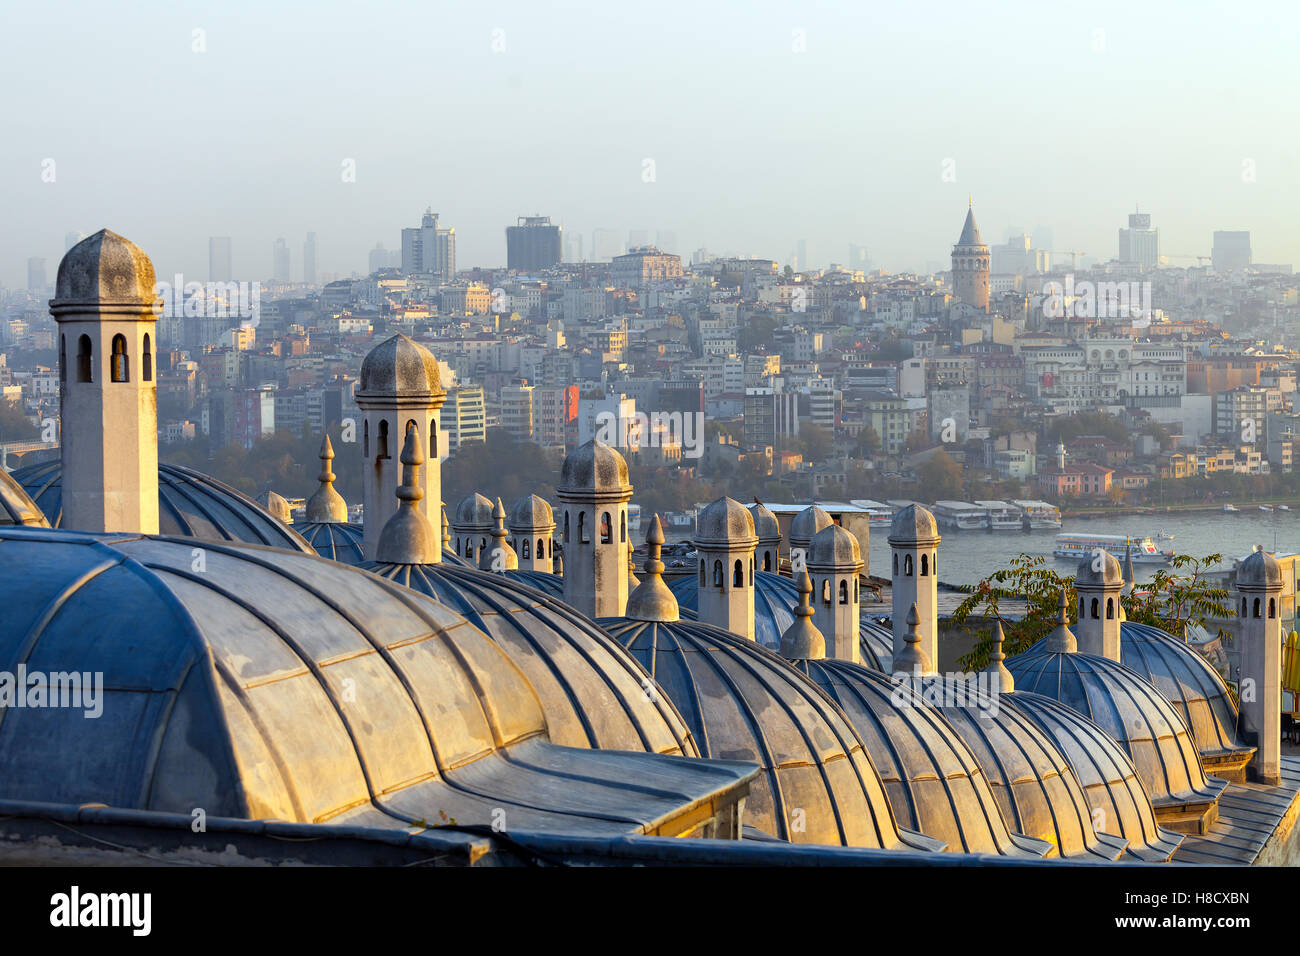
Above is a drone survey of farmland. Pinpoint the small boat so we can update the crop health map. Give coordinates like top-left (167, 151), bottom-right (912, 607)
top-left (1156, 530), bottom-right (1175, 542)
top-left (1260, 505), bottom-right (1274, 513)
top-left (1280, 505), bottom-right (1291, 512)
top-left (1224, 504), bottom-right (1239, 514)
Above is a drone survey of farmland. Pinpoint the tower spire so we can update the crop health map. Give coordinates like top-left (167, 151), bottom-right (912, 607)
top-left (779, 570), bottom-right (825, 661)
top-left (479, 497), bottom-right (518, 571)
top-left (305, 433), bottom-right (348, 522)
top-left (626, 515), bottom-right (679, 623)
top-left (983, 619), bottom-right (1014, 694)
top-left (893, 604), bottom-right (932, 675)
top-left (375, 426), bottom-right (436, 564)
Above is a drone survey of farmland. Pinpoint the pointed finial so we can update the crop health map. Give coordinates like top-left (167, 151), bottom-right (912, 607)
top-left (893, 603), bottom-right (932, 674)
top-left (626, 515), bottom-right (680, 622)
top-left (780, 570), bottom-right (825, 660)
top-left (304, 433), bottom-right (348, 522)
top-left (983, 619), bottom-right (1015, 694)
top-left (1122, 546), bottom-right (1136, 596)
top-left (1043, 588), bottom-right (1078, 652)
top-left (441, 502), bottom-right (451, 552)
top-left (479, 497), bottom-right (518, 571)
top-left (968, 194), bottom-right (973, 208)
top-left (374, 426), bottom-right (436, 563)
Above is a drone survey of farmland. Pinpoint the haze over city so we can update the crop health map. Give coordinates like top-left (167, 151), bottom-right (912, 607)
top-left (4, 0), bottom-right (1298, 286)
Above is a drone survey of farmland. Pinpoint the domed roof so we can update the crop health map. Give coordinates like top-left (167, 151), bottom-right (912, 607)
top-left (0, 468), bottom-right (48, 528)
top-left (504, 567), bottom-right (563, 595)
top-left (1006, 648), bottom-right (1227, 812)
top-left (1238, 547), bottom-right (1282, 588)
top-left (807, 523), bottom-right (862, 570)
top-left (257, 490), bottom-right (292, 524)
top-left (1075, 549), bottom-right (1122, 588)
top-left (508, 494), bottom-right (554, 531)
top-left (51, 229), bottom-right (156, 311)
top-left (788, 505), bottom-right (832, 549)
top-left (597, 615), bottom-right (939, 851)
top-left (453, 492), bottom-right (494, 529)
top-left (791, 661), bottom-right (1050, 856)
top-left (1118, 622), bottom-right (1255, 764)
top-left (889, 504), bottom-right (939, 544)
top-left (362, 560), bottom-right (698, 758)
top-left (748, 501), bottom-right (780, 542)
top-left (669, 569), bottom-right (886, 667)
top-left (558, 439), bottom-right (631, 497)
top-left (0, 526), bottom-right (750, 836)
top-left (12, 460), bottom-right (313, 554)
top-left (1009, 691), bottom-right (1185, 861)
top-left (695, 496), bottom-right (756, 547)
top-left (860, 618), bottom-right (894, 671)
top-left (297, 521), bottom-right (366, 565)
top-left (930, 687), bottom-right (1128, 859)
top-left (357, 333), bottom-right (442, 397)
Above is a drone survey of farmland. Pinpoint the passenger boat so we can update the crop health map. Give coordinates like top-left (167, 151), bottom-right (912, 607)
top-left (974, 500), bottom-right (1022, 532)
top-left (1054, 533), bottom-right (1171, 565)
top-left (1011, 499), bottom-right (1063, 530)
top-left (932, 500), bottom-right (989, 531)
top-left (1224, 504), bottom-right (1239, 514)
top-left (1280, 505), bottom-right (1292, 512)
top-left (849, 499), bottom-right (895, 524)
top-left (1260, 505), bottom-right (1274, 513)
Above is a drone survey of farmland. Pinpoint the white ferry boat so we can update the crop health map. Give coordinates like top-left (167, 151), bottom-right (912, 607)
top-left (1054, 533), bottom-right (1171, 565)
top-left (932, 501), bottom-right (990, 531)
top-left (849, 499), bottom-right (895, 524)
top-left (1012, 500), bottom-right (1062, 530)
top-left (974, 500), bottom-right (1021, 532)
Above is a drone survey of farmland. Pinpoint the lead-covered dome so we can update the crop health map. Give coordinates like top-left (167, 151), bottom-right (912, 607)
top-left (358, 333), bottom-right (442, 397)
top-left (1118, 622), bottom-right (1255, 772)
top-left (508, 494), bottom-right (554, 531)
top-left (598, 615), bottom-right (935, 851)
top-left (1009, 691), bottom-right (1185, 861)
top-left (807, 523), bottom-right (861, 569)
top-left (362, 560), bottom-right (698, 757)
top-left (749, 501), bottom-right (780, 542)
top-left (889, 504), bottom-right (940, 544)
top-left (1238, 547), bottom-right (1282, 588)
top-left (453, 492), bottom-right (494, 530)
top-left (788, 505), bottom-right (832, 550)
top-left (1006, 648), bottom-right (1227, 816)
top-left (0, 468), bottom-right (48, 527)
top-left (559, 439), bottom-right (631, 496)
top-left (791, 660), bottom-right (1050, 857)
top-left (1075, 549), bottom-right (1123, 587)
top-left (0, 526), bottom-right (749, 835)
top-left (51, 229), bottom-right (156, 310)
top-left (695, 496), bottom-right (756, 545)
top-left (297, 521), bottom-right (366, 565)
top-left (12, 460), bottom-right (313, 553)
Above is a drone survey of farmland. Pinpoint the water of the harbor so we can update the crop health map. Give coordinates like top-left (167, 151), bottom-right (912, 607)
top-left (856, 510), bottom-right (1297, 587)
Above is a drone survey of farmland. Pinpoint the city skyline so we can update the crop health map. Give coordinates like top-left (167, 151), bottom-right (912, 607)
top-left (4, 0), bottom-right (1297, 287)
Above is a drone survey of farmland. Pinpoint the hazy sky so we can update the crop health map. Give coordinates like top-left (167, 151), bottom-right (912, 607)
top-left (4, 0), bottom-right (1297, 288)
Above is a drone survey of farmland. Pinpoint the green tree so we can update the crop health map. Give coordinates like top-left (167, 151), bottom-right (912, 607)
top-left (0, 399), bottom-right (38, 443)
top-left (853, 426), bottom-right (881, 458)
top-left (799, 424), bottom-right (832, 462)
top-left (916, 449), bottom-right (962, 499)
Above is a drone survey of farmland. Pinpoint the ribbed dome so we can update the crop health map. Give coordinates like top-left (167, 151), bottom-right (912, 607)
top-left (559, 439), bottom-right (631, 496)
top-left (362, 561), bottom-right (698, 757)
top-left (1075, 550), bottom-right (1122, 587)
top-left (695, 496), bottom-right (756, 546)
top-left (257, 490), bottom-right (292, 524)
top-left (12, 460), bottom-right (313, 553)
top-left (749, 501), bottom-right (780, 542)
top-left (598, 616), bottom-right (937, 851)
top-left (1009, 691), bottom-right (1185, 861)
top-left (669, 570), bottom-right (887, 668)
top-left (1118, 622), bottom-right (1255, 765)
top-left (1006, 649), bottom-right (1227, 812)
top-left (508, 494), bottom-right (554, 531)
top-left (788, 505), bottom-right (832, 549)
top-left (807, 523), bottom-right (861, 569)
top-left (0, 526), bottom-right (751, 835)
top-left (297, 521), bottom-right (366, 565)
top-left (930, 688), bottom-right (1128, 859)
top-left (889, 504), bottom-right (939, 543)
top-left (52, 229), bottom-right (156, 310)
top-left (503, 567), bottom-right (563, 596)
top-left (0, 468), bottom-right (48, 527)
top-left (1238, 548), bottom-right (1282, 588)
top-left (453, 492), bottom-right (494, 529)
top-left (860, 619), bottom-right (894, 672)
top-left (792, 660), bottom-right (1050, 857)
top-left (358, 333), bottom-right (442, 397)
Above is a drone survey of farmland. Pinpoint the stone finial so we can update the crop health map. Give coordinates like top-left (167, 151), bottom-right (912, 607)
top-left (779, 570), bottom-right (826, 661)
top-left (626, 515), bottom-right (679, 623)
top-left (375, 426), bottom-right (436, 564)
top-left (441, 502), bottom-right (451, 553)
top-left (305, 433), bottom-right (348, 523)
top-left (1122, 546), bottom-right (1136, 596)
top-left (893, 603), bottom-right (932, 675)
top-left (983, 619), bottom-right (1015, 694)
top-left (479, 497), bottom-right (518, 571)
top-left (1043, 589), bottom-right (1077, 653)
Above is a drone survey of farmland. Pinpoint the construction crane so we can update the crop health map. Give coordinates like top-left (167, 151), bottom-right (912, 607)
top-left (1162, 254), bottom-right (1211, 266)
top-left (1050, 250), bottom-right (1086, 270)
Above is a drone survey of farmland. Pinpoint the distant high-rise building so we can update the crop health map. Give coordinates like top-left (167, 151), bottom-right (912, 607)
top-left (951, 201), bottom-right (990, 311)
top-left (1213, 231), bottom-right (1252, 272)
top-left (26, 257), bottom-right (46, 293)
top-left (506, 216), bottom-right (562, 271)
top-left (401, 209), bottom-right (456, 280)
top-left (591, 228), bottom-right (623, 261)
top-left (369, 242), bottom-right (399, 273)
top-left (563, 231), bottom-right (584, 263)
top-left (795, 239), bottom-right (808, 272)
top-left (1118, 210), bottom-right (1159, 270)
top-left (272, 238), bottom-right (291, 282)
top-left (303, 232), bottom-right (317, 286)
top-left (848, 243), bottom-right (872, 271)
top-left (209, 237), bottom-right (232, 281)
